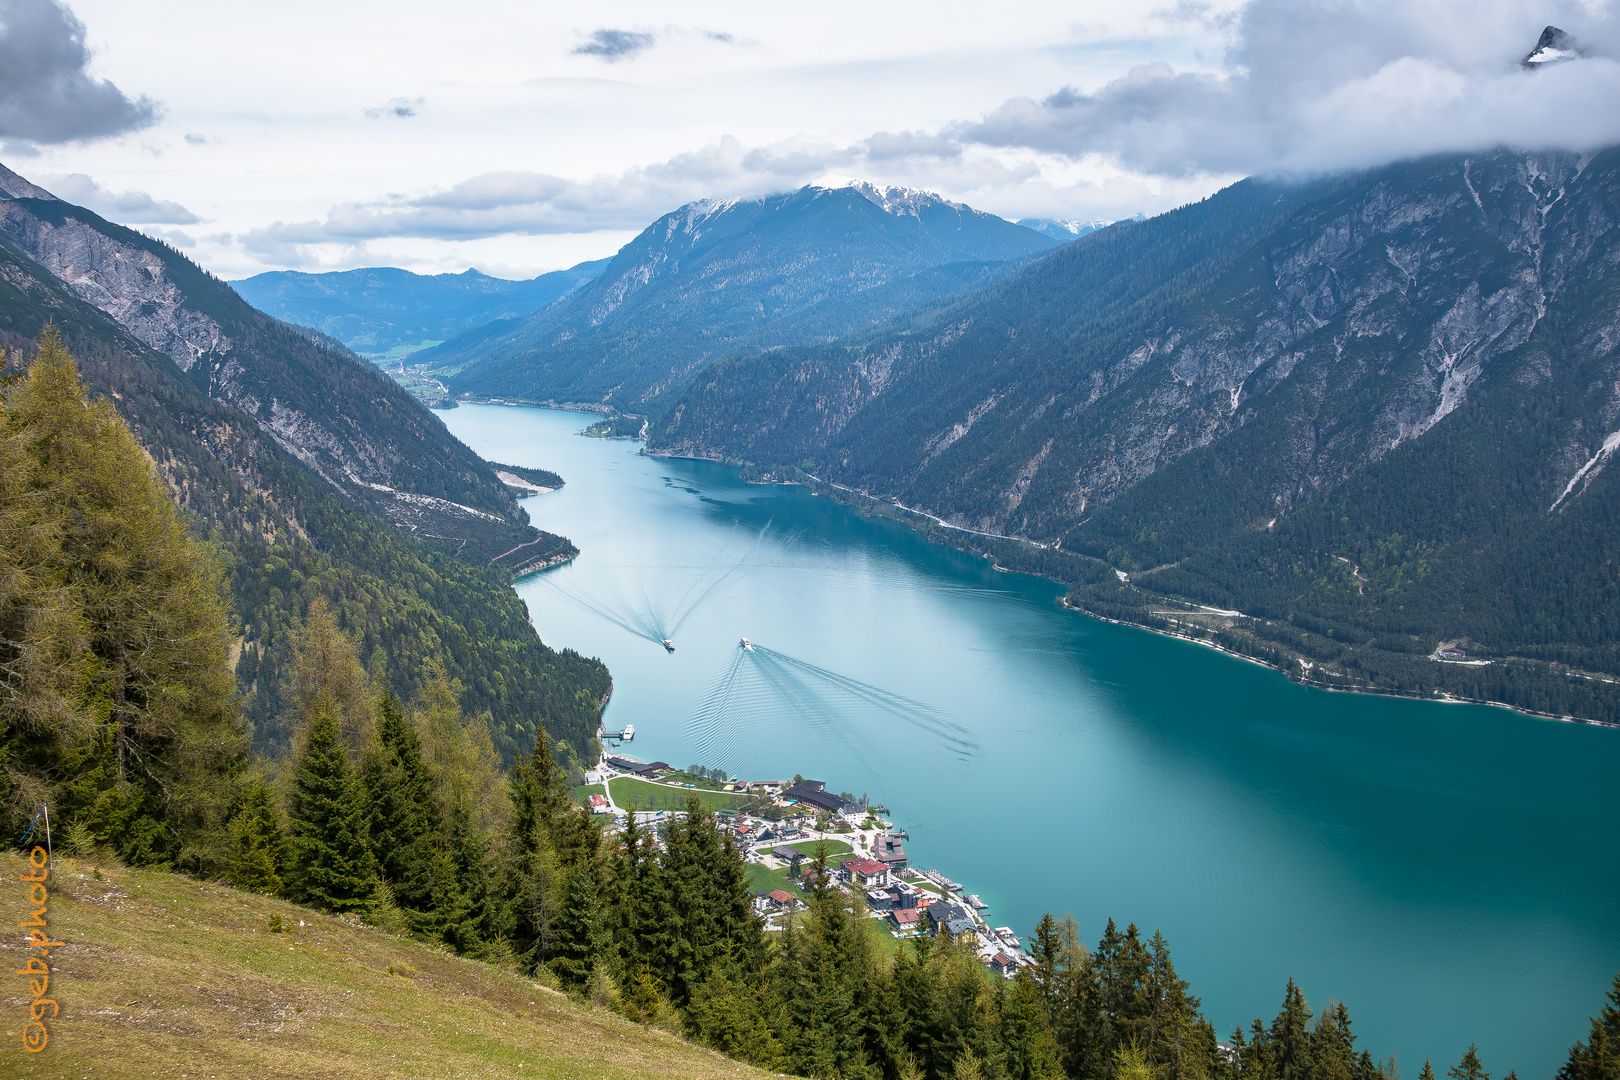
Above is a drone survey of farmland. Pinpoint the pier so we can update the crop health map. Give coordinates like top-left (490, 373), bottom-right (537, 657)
top-left (600, 723), bottom-right (635, 741)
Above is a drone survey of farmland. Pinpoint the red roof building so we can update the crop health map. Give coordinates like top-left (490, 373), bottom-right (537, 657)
top-left (844, 858), bottom-right (891, 887)
top-left (889, 908), bottom-right (922, 930)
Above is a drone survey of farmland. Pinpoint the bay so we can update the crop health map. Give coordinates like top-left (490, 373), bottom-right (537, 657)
top-left (440, 402), bottom-right (1620, 1075)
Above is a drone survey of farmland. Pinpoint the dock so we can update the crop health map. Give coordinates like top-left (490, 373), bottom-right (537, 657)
top-left (600, 723), bottom-right (635, 741)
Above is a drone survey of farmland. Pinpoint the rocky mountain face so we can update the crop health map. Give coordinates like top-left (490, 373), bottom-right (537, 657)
top-left (0, 164), bottom-right (556, 568)
top-left (435, 182), bottom-right (1062, 412)
top-left (652, 149), bottom-right (1620, 721)
top-left (231, 260), bottom-right (607, 359)
top-left (0, 213), bottom-right (607, 760)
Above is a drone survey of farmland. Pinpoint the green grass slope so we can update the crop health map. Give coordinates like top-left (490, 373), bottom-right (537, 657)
top-left (0, 852), bottom-right (768, 1080)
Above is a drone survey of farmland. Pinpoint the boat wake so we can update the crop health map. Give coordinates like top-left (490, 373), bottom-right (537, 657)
top-left (533, 522), bottom-right (770, 650)
top-left (682, 641), bottom-right (980, 778)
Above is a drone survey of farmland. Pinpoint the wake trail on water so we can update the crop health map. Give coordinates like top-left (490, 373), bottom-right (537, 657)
top-left (534, 520), bottom-right (773, 649)
top-left (683, 642), bottom-right (979, 777)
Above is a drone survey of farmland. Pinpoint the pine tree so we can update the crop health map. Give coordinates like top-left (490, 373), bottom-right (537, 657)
top-left (287, 704), bottom-right (378, 912)
top-left (505, 726), bottom-right (570, 972)
top-left (1271, 980), bottom-right (1315, 1080)
top-left (1449, 1045), bottom-right (1489, 1080)
top-left (225, 772), bottom-right (286, 894)
top-left (363, 694), bottom-right (438, 916)
top-left (1560, 976), bottom-right (1620, 1080)
top-left (685, 961), bottom-right (785, 1069)
top-left (550, 864), bottom-right (609, 990)
top-left (420, 840), bottom-right (480, 952)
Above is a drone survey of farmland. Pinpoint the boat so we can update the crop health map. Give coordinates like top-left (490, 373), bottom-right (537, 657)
top-left (662, 639), bottom-right (676, 651)
top-left (740, 637), bottom-right (753, 650)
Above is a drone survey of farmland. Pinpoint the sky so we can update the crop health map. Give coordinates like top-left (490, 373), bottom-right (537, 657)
top-left (3, 0), bottom-right (1617, 279)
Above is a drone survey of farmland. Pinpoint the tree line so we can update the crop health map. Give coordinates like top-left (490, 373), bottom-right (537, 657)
top-left (7, 332), bottom-right (1620, 1080)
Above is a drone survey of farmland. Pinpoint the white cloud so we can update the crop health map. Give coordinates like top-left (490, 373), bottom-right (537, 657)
top-left (955, 0), bottom-right (1620, 177)
top-left (39, 172), bottom-right (200, 222)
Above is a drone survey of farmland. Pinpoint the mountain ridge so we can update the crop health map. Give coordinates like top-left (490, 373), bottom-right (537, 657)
top-left (434, 182), bottom-right (1063, 412)
top-left (649, 148), bottom-right (1620, 723)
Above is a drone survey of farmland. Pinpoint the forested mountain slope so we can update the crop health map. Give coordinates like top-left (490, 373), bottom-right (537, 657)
top-left (437, 182), bottom-right (1062, 412)
top-left (652, 149), bottom-right (1620, 721)
top-left (232, 260), bottom-right (608, 359)
top-left (0, 196), bottom-right (608, 763)
top-left (0, 164), bottom-right (561, 567)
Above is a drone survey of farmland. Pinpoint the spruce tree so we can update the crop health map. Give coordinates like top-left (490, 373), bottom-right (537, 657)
top-left (364, 694), bottom-right (438, 915)
top-left (1560, 976), bottom-right (1620, 1080)
top-left (1449, 1045), bottom-right (1490, 1080)
top-left (287, 704), bottom-right (378, 911)
top-left (421, 840), bottom-right (481, 952)
top-left (1271, 980), bottom-right (1315, 1080)
top-left (685, 961), bottom-right (786, 1069)
top-left (225, 773), bottom-right (287, 894)
top-left (550, 863), bottom-right (609, 990)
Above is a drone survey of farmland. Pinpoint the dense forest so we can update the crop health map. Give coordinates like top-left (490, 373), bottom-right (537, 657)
top-left (650, 149), bottom-right (1620, 724)
top-left (0, 230), bottom-right (609, 763)
top-left (5, 340), bottom-right (1617, 1080)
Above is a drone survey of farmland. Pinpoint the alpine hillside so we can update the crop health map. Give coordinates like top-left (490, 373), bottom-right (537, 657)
top-left (0, 163), bottom-right (610, 761)
top-left (232, 259), bottom-right (608, 360)
top-left (433, 182), bottom-right (1063, 413)
top-left (651, 148), bottom-right (1620, 723)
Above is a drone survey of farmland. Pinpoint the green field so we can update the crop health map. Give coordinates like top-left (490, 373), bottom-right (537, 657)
top-left (747, 848), bottom-right (858, 898)
top-left (785, 838), bottom-right (852, 857)
top-left (609, 775), bottom-right (751, 813)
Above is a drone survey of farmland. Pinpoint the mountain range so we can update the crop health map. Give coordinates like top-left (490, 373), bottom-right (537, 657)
top-left (231, 260), bottom-right (607, 360)
top-left (429, 182), bottom-right (1063, 412)
top-left (0, 164), bottom-right (608, 760)
top-left (648, 149), bottom-right (1620, 723)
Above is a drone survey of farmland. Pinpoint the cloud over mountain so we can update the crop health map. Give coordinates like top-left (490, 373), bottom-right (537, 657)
top-left (954, 0), bottom-right (1620, 177)
top-left (39, 173), bottom-right (200, 223)
top-left (0, 0), bottom-right (157, 145)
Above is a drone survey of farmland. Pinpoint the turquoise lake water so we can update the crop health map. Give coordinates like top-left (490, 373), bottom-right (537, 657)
top-left (440, 402), bottom-right (1620, 1076)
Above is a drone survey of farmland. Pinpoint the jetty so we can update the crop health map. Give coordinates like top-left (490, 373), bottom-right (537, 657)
top-left (600, 723), bottom-right (636, 741)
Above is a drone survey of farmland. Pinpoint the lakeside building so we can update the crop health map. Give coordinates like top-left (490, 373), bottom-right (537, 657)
top-left (782, 780), bottom-right (863, 823)
top-left (844, 858), bottom-right (891, 889)
top-left (926, 900), bottom-right (976, 938)
top-left (603, 756), bottom-right (671, 778)
top-left (872, 832), bottom-right (908, 869)
top-left (889, 908), bottom-right (922, 931)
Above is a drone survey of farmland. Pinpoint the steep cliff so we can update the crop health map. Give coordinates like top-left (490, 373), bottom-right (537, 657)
top-left (652, 149), bottom-right (1620, 721)
top-left (0, 164), bottom-right (556, 568)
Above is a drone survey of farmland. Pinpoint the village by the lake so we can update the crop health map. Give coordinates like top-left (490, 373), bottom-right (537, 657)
top-left (587, 748), bottom-right (1025, 980)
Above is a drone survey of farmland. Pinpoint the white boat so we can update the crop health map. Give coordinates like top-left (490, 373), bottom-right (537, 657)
top-left (662, 639), bottom-right (675, 651)
top-left (739, 637), bottom-right (753, 650)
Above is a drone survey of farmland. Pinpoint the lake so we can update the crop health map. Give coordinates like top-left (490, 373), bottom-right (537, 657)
top-left (440, 402), bottom-right (1620, 1075)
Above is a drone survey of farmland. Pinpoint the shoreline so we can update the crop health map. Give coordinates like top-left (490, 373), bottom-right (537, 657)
top-left (648, 442), bottom-right (1618, 731)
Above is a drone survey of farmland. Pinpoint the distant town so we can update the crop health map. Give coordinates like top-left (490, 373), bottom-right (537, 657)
top-left (590, 752), bottom-right (1024, 979)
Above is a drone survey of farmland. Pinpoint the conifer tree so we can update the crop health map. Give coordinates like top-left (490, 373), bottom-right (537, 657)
top-left (1271, 980), bottom-right (1315, 1080)
top-left (1449, 1045), bottom-right (1489, 1080)
top-left (505, 725), bottom-right (570, 971)
top-left (0, 327), bottom-right (243, 868)
top-left (421, 839), bottom-right (481, 952)
top-left (1560, 976), bottom-right (1620, 1080)
top-left (1421, 1062), bottom-right (1438, 1080)
top-left (685, 960), bottom-right (786, 1069)
top-left (287, 704), bottom-right (378, 911)
top-left (550, 863), bottom-right (609, 990)
top-left (225, 772), bottom-right (287, 894)
top-left (363, 694), bottom-right (438, 916)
